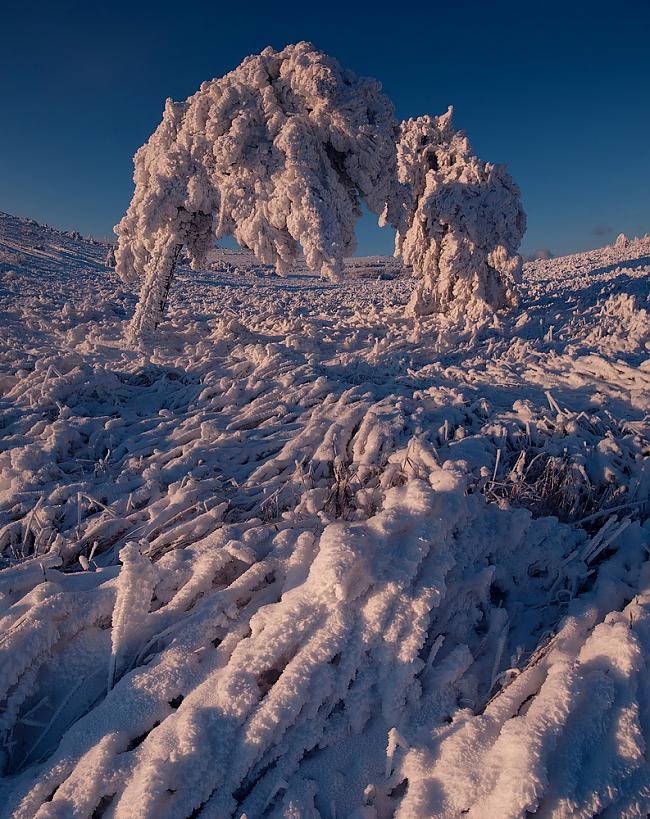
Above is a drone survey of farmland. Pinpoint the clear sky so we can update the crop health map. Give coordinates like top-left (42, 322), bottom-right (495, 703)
top-left (1, 0), bottom-right (648, 258)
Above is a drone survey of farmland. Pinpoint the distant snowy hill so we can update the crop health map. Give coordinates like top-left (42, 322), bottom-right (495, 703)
top-left (1, 210), bottom-right (650, 817)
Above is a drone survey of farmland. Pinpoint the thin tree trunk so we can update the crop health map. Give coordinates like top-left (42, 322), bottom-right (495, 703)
top-left (128, 241), bottom-right (184, 342)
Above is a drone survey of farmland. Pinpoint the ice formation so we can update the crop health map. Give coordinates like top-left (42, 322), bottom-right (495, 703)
top-left (395, 107), bottom-right (527, 317)
top-left (115, 42), bottom-right (402, 339)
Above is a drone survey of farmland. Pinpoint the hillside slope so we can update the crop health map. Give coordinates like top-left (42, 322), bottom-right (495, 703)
top-left (1, 212), bottom-right (650, 817)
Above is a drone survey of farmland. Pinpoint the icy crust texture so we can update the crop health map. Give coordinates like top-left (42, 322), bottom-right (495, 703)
top-left (2, 222), bottom-right (650, 816)
top-left (395, 107), bottom-right (527, 317)
top-left (115, 42), bottom-right (401, 338)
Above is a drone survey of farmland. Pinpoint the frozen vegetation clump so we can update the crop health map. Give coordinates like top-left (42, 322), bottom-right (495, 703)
top-left (394, 107), bottom-right (527, 317)
top-left (115, 41), bottom-right (402, 340)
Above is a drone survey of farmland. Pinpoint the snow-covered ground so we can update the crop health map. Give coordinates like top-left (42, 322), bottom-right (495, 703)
top-left (0, 210), bottom-right (649, 817)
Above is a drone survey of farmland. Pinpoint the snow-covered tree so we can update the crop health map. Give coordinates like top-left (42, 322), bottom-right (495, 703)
top-left (395, 107), bottom-right (526, 318)
top-left (115, 42), bottom-right (403, 340)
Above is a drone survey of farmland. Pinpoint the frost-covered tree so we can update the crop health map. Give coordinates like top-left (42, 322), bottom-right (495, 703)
top-left (395, 107), bottom-right (526, 318)
top-left (115, 42), bottom-right (402, 340)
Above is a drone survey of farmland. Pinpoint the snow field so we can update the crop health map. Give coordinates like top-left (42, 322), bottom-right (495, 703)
top-left (0, 213), bottom-right (649, 816)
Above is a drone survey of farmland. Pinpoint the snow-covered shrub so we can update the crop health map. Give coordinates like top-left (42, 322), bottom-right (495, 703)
top-left (104, 246), bottom-right (116, 269)
top-left (591, 292), bottom-right (650, 353)
top-left (115, 42), bottom-right (402, 339)
top-left (528, 248), bottom-right (553, 261)
top-left (394, 107), bottom-right (526, 317)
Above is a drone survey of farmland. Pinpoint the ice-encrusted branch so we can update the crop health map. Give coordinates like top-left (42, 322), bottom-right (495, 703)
top-left (108, 541), bottom-right (156, 691)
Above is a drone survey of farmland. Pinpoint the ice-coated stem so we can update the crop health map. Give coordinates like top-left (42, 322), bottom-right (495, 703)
top-left (128, 239), bottom-right (184, 342)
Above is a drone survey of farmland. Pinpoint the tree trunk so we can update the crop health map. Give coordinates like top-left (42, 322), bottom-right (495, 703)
top-left (128, 241), bottom-right (184, 342)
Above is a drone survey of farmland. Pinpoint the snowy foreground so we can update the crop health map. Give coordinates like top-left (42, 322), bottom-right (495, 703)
top-left (1, 211), bottom-right (650, 818)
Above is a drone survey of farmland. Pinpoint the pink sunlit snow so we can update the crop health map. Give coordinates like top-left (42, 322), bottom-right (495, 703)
top-left (1, 208), bottom-right (649, 816)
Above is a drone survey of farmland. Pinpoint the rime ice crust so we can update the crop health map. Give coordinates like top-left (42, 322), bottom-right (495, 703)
top-left (115, 42), bottom-right (401, 339)
top-left (395, 107), bottom-right (527, 317)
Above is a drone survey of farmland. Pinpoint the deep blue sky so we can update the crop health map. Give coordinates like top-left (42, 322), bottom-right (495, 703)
top-left (1, 0), bottom-right (648, 257)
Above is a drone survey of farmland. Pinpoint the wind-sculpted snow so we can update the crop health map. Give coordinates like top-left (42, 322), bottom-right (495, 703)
top-left (115, 42), bottom-right (402, 339)
top-left (1, 211), bottom-right (650, 816)
top-left (395, 108), bottom-right (526, 317)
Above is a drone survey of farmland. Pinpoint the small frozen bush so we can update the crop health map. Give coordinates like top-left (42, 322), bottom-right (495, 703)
top-left (394, 107), bottom-right (526, 318)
